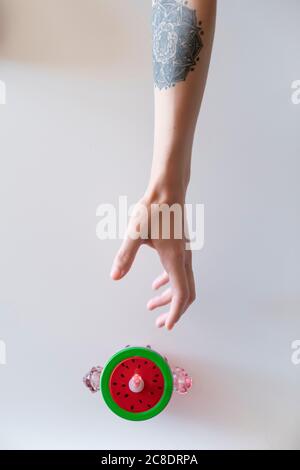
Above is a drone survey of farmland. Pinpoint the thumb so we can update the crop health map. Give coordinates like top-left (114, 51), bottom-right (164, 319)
top-left (110, 237), bottom-right (141, 280)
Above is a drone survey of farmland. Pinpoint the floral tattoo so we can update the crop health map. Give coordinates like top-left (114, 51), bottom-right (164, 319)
top-left (152, 0), bottom-right (204, 90)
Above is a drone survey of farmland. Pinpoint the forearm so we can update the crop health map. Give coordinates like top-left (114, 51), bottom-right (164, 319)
top-left (147, 0), bottom-right (216, 201)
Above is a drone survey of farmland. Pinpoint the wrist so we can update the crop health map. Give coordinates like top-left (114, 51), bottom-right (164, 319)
top-left (144, 177), bottom-right (187, 206)
top-left (147, 157), bottom-right (190, 203)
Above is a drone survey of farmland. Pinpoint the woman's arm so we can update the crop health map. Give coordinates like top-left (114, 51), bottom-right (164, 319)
top-left (111, 0), bottom-right (216, 330)
top-left (148, 0), bottom-right (216, 200)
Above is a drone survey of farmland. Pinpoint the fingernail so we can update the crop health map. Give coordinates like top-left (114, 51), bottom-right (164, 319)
top-left (110, 266), bottom-right (121, 279)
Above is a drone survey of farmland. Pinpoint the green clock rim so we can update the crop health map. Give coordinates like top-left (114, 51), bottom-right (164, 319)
top-left (100, 347), bottom-right (173, 421)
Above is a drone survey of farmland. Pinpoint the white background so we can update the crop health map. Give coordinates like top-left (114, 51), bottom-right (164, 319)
top-left (0, 0), bottom-right (300, 450)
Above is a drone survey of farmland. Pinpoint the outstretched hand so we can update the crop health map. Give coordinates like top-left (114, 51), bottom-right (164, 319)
top-left (110, 197), bottom-right (196, 330)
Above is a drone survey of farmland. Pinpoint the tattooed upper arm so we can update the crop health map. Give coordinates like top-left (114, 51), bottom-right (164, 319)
top-left (152, 0), bottom-right (204, 90)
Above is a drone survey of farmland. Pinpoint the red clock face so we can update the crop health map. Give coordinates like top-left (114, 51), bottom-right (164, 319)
top-left (109, 356), bottom-right (165, 413)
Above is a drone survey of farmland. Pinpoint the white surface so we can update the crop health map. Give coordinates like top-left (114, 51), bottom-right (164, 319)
top-left (0, 0), bottom-right (300, 450)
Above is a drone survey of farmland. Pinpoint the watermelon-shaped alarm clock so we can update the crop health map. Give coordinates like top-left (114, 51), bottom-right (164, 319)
top-left (83, 346), bottom-right (192, 421)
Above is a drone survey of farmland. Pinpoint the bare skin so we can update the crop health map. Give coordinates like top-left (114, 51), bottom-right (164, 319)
top-left (111, 0), bottom-right (217, 330)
